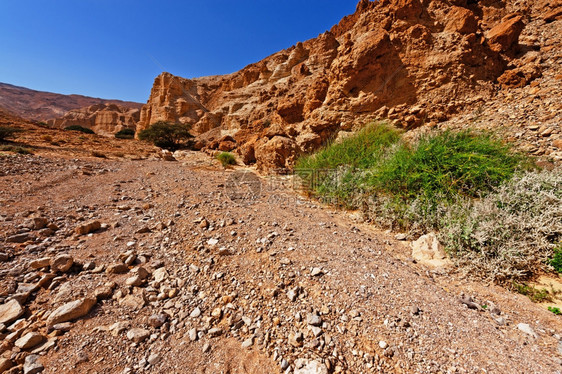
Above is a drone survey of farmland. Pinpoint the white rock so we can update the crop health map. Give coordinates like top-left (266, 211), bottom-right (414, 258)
top-left (411, 233), bottom-right (450, 267)
top-left (517, 323), bottom-right (538, 338)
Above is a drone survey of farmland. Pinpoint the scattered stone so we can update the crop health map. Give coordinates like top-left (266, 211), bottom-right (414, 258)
top-left (379, 340), bottom-right (388, 349)
top-left (0, 299), bottom-right (24, 325)
top-left (307, 313), bottom-right (322, 326)
top-left (190, 307), bottom-right (201, 318)
top-left (127, 328), bottom-right (150, 343)
top-left (202, 343), bottom-right (211, 353)
top-left (29, 257), bottom-right (51, 269)
top-left (47, 297), bottom-right (97, 326)
top-left (75, 221), bottom-right (101, 235)
top-left (16, 332), bottom-right (46, 349)
top-left (50, 254), bottom-right (73, 273)
top-left (106, 263), bottom-right (129, 274)
top-left (147, 353), bottom-right (162, 365)
top-left (188, 328), bottom-right (198, 341)
top-left (311, 267), bottom-right (324, 276)
top-left (6, 233), bottom-right (31, 243)
top-left (517, 323), bottom-right (538, 338)
top-left (94, 285), bottom-right (114, 300)
top-left (394, 233), bottom-right (407, 241)
top-left (148, 313), bottom-right (167, 328)
top-left (0, 358), bottom-right (13, 372)
top-left (23, 354), bottom-right (44, 374)
top-left (241, 337), bottom-right (253, 348)
top-left (289, 332), bottom-right (304, 347)
top-left (208, 327), bottom-right (223, 337)
top-left (153, 268), bottom-right (168, 282)
top-left (294, 359), bottom-right (328, 374)
top-left (52, 322), bottom-right (73, 332)
top-left (125, 275), bottom-right (144, 287)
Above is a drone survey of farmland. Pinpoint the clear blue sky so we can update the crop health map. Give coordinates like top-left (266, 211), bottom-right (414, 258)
top-left (0, 1), bottom-right (358, 103)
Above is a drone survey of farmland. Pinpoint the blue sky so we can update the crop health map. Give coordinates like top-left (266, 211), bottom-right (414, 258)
top-left (0, 1), bottom-right (357, 102)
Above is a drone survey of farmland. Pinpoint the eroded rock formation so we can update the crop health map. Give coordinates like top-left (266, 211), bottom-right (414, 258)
top-left (138, 0), bottom-right (551, 171)
top-left (48, 104), bottom-right (140, 136)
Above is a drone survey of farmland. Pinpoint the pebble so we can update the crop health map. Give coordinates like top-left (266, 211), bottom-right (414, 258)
top-left (147, 353), bottom-right (162, 365)
top-left (379, 341), bottom-right (388, 349)
top-left (50, 254), bottom-right (73, 273)
top-left (127, 328), bottom-right (150, 343)
top-left (311, 267), bottom-right (324, 276)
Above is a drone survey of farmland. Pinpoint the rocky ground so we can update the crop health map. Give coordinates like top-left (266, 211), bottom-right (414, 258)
top-left (1, 134), bottom-right (562, 374)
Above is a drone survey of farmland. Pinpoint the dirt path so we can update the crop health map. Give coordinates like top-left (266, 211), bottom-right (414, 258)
top-left (1, 152), bottom-right (561, 374)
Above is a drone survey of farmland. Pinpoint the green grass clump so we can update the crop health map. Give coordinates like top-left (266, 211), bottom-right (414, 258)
top-left (368, 130), bottom-right (524, 200)
top-left (65, 125), bottom-right (95, 134)
top-left (217, 152), bottom-right (236, 167)
top-left (551, 245), bottom-right (562, 273)
top-left (0, 126), bottom-right (23, 141)
top-left (549, 306), bottom-right (562, 315)
top-left (297, 123), bottom-right (401, 170)
top-left (115, 128), bottom-right (135, 139)
top-left (514, 283), bottom-right (552, 303)
top-left (0, 145), bottom-right (33, 154)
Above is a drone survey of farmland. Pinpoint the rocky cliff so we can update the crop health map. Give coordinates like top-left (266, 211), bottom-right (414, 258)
top-left (138, 0), bottom-right (562, 171)
top-left (47, 104), bottom-right (140, 136)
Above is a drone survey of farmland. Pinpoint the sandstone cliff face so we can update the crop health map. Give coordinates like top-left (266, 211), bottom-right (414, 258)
top-left (138, 0), bottom-right (555, 171)
top-left (47, 104), bottom-right (140, 137)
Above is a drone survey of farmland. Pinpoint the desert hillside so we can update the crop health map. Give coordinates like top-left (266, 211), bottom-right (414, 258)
top-left (0, 82), bottom-right (142, 123)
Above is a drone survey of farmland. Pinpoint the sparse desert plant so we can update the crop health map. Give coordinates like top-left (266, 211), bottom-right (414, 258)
top-left (115, 128), bottom-right (135, 139)
top-left (42, 134), bottom-right (53, 142)
top-left (137, 121), bottom-right (193, 151)
top-left (217, 152), bottom-right (236, 167)
top-left (0, 145), bottom-right (33, 154)
top-left (441, 169), bottom-right (562, 282)
top-left (0, 126), bottom-right (23, 141)
top-left (549, 306), bottom-right (562, 315)
top-left (65, 125), bottom-right (95, 134)
top-left (513, 282), bottom-right (552, 303)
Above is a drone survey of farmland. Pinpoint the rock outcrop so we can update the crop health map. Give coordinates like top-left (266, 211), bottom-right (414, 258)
top-left (47, 103), bottom-right (140, 136)
top-left (138, 0), bottom-right (556, 171)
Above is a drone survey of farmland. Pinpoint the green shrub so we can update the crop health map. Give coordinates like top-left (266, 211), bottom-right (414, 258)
top-left (295, 123), bottom-right (562, 283)
top-left (137, 121), bottom-right (193, 151)
top-left (217, 152), bottom-right (236, 167)
top-left (115, 128), bottom-right (135, 139)
top-left (65, 125), bottom-right (95, 134)
top-left (368, 130), bottom-right (524, 200)
top-left (551, 245), bottom-right (562, 273)
top-left (0, 126), bottom-right (23, 141)
top-left (549, 306), bottom-right (562, 315)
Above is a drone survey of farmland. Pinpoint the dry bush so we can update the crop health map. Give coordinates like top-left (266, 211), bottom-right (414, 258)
top-left (440, 169), bottom-right (562, 282)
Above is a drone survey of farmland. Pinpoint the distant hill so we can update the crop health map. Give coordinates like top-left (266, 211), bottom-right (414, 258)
top-left (0, 82), bottom-right (142, 122)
